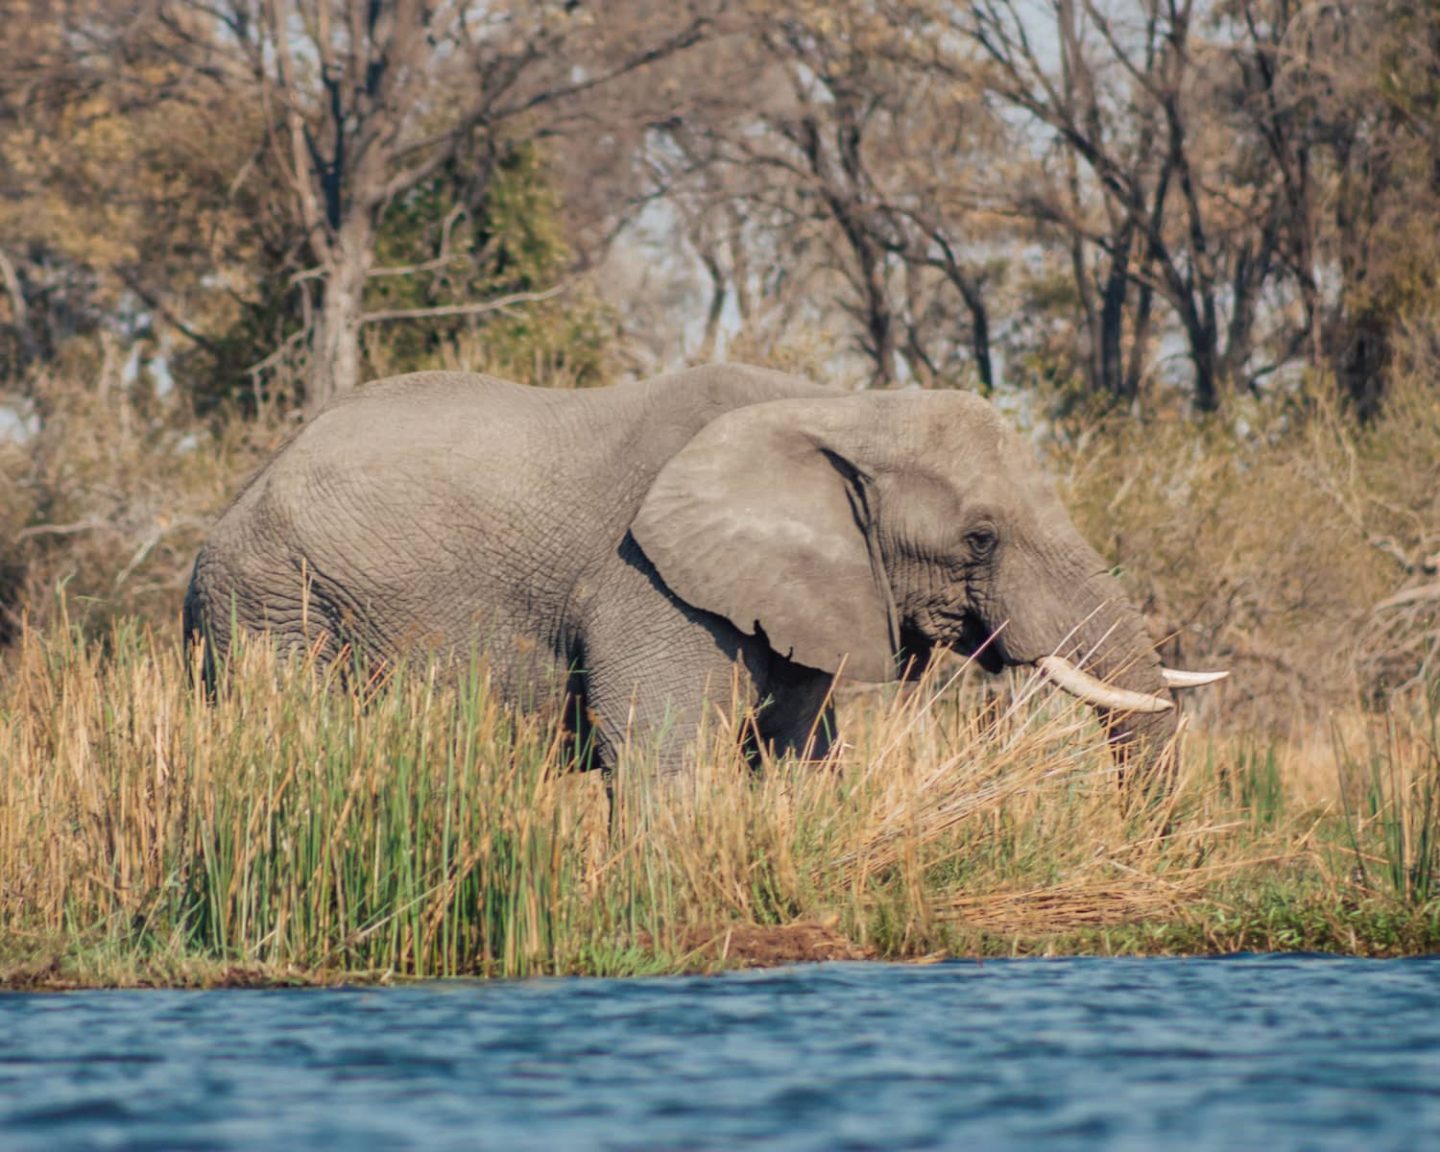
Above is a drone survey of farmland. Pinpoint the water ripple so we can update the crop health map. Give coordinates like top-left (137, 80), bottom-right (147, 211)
top-left (1, 956), bottom-right (1438, 1150)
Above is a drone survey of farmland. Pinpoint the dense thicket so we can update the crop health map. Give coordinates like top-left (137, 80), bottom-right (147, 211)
top-left (2, 0), bottom-right (1439, 727)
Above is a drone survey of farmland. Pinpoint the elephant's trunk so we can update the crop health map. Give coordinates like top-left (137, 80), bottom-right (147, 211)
top-left (1058, 574), bottom-right (1179, 793)
top-left (999, 554), bottom-right (1180, 793)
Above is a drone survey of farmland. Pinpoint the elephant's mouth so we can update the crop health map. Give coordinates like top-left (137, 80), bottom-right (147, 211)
top-left (954, 614), bottom-right (1007, 674)
top-left (898, 614), bottom-right (1007, 677)
top-left (901, 613), bottom-right (1225, 713)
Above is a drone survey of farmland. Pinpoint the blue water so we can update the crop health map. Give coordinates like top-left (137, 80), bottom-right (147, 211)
top-left (1, 956), bottom-right (1438, 1150)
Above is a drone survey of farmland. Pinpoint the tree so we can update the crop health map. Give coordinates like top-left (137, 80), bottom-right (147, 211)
top-left (145, 0), bottom-right (713, 414)
top-left (960, 0), bottom-right (1289, 411)
top-left (0, 1), bottom-right (144, 387)
top-left (1222, 0), bottom-right (1440, 419)
top-left (643, 2), bottom-right (1005, 389)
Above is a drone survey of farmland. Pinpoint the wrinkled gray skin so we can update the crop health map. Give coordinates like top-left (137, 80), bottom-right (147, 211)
top-left (184, 365), bottom-right (1176, 783)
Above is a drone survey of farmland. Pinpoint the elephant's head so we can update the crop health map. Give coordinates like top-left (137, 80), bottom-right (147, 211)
top-left (631, 388), bottom-right (1224, 787)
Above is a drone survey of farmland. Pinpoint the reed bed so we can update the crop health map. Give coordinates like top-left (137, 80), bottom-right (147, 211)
top-left (1, 618), bottom-right (1437, 987)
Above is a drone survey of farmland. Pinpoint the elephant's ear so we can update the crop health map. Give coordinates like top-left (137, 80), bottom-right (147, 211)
top-left (631, 398), bottom-right (900, 682)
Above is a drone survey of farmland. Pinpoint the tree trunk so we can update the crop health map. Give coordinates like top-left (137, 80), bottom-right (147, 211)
top-left (951, 275), bottom-right (993, 395)
top-left (307, 219), bottom-right (374, 416)
top-left (696, 245), bottom-right (727, 361)
top-left (1124, 283), bottom-right (1153, 402)
top-left (970, 301), bottom-right (994, 396)
top-left (1097, 258), bottom-right (1130, 403)
top-left (1337, 306), bottom-right (1389, 423)
top-left (1191, 326), bottom-right (1220, 413)
top-left (857, 241), bottom-right (898, 386)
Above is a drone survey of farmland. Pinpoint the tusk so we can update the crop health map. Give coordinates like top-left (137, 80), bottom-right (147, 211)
top-left (1037, 656), bottom-right (1175, 714)
top-left (1162, 667), bottom-right (1229, 690)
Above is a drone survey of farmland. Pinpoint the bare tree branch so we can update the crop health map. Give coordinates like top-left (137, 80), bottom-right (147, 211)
top-left (360, 283), bottom-right (567, 324)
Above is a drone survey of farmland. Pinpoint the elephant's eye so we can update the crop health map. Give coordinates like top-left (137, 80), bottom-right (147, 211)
top-left (965, 527), bottom-right (998, 558)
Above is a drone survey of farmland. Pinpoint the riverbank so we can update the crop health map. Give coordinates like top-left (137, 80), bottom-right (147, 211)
top-left (2, 624), bottom-right (1437, 990)
top-left (6, 899), bottom-right (1436, 990)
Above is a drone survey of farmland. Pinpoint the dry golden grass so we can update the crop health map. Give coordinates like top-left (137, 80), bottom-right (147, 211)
top-left (3, 610), bottom-right (1434, 987)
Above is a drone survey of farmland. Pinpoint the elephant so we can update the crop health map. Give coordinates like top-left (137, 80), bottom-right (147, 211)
top-left (183, 364), bottom-right (1224, 788)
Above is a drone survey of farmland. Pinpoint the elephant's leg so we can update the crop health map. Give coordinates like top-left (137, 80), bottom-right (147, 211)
top-left (579, 619), bottom-right (764, 789)
top-left (583, 647), bottom-right (756, 782)
top-left (182, 575), bottom-right (226, 694)
top-left (577, 538), bottom-right (772, 800)
top-left (186, 546), bottom-right (348, 675)
top-left (752, 663), bottom-right (840, 764)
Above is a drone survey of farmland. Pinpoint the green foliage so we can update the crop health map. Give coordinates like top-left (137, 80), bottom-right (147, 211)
top-left (362, 142), bottom-right (614, 387)
top-left (5, 617), bottom-right (1440, 989)
top-left (1332, 700), bottom-right (1440, 910)
top-left (1217, 743), bottom-right (1285, 829)
top-left (184, 271), bottom-right (306, 419)
top-left (178, 141), bottom-right (615, 417)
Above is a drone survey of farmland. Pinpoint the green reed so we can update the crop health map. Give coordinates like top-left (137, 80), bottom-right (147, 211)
top-left (1332, 699), bottom-right (1440, 910)
top-left (4, 617), bottom-right (1440, 988)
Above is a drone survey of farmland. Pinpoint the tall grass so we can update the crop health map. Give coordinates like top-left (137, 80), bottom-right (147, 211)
top-left (2, 619), bottom-right (596, 978)
top-left (7, 347), bottom-right (1440, 985)
top-left (2, 615), bottom-right (1437, 986)
top-left (1332, 700), bottom-right (1440, 908)
top-left (0, 620), bottom-right (1160, 977)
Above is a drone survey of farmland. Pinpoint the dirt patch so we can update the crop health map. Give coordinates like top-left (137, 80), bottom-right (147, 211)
top-left (201, 965), bottom-right (321, 989)
top-left (673, 922), bottom-right (875, 968)
top-left (0, 958), bottom-right (339, 992)
top-left (0, 956), bottom-right (79, 992)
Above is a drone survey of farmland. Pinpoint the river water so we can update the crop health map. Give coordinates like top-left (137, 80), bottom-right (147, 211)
top-left (2, 955), bottom-right (1438, 1150)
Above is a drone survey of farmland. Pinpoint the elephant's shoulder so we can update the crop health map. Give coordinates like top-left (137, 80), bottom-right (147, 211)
top-left (346, 370), bottom-right (534, 408)
top-left (626, 364), bottom-right (834, 414)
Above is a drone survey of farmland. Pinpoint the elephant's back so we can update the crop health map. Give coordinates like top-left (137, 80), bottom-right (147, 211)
top-left (294, 371), bottom-right (578, 468)
top-left (211, 374), bottom-right (579, 554)
top-left (255, 365), bottom-right (832, 519)
top-left (203, 363), bottom-right (830, 566)
top-left (186, 364), bottom-right (830, 666)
